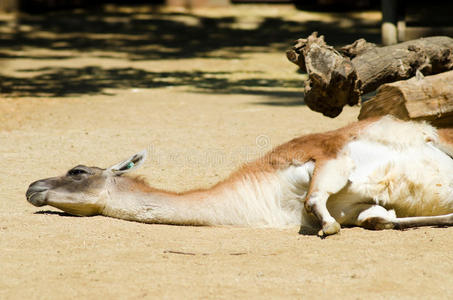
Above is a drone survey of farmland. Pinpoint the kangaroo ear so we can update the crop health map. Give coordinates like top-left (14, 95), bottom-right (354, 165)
top-left (108, 150), bottom-right (147, 175)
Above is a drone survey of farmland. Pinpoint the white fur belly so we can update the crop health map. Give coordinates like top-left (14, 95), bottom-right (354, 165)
top-left (258, 162), bottom-right (314, 227)
top-left (345, 140), bottom-right (453, 216)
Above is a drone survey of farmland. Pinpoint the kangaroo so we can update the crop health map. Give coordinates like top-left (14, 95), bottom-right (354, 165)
top-left (26, 116), bottom-right (453, 236)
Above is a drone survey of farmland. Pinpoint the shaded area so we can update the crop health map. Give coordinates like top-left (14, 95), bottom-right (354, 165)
top-left (0, 66), bottom-right (303, 97)
top-left (0, 7), bottom-right (381, 61)
top-left (15, 0), bottom-right (166, 13)
top-left (0, 6), bottom-right (380, 101)
top-left (254, 94), bottom-right (305, 106)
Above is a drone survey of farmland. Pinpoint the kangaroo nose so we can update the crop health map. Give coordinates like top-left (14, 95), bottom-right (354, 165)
top-left (26, 180), bottom-right (49, 207)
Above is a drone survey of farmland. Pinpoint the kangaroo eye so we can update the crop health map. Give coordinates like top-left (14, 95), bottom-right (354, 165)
top-left (68, 168), bottom-right (87, 176)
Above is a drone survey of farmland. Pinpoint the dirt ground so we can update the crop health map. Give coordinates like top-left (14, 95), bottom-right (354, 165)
top-left (1, 5), bottom-right (453, 299)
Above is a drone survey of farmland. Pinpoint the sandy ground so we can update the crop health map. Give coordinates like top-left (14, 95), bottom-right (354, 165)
top-left (1, 5), bottom-right (453, 299)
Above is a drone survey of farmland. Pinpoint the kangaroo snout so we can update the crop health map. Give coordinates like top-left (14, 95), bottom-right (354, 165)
top-left (26, 180), bottom-right (50, 207)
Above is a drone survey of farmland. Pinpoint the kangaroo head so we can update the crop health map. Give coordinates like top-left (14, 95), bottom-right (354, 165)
top-left (26, 150), bottom-right (147, 216)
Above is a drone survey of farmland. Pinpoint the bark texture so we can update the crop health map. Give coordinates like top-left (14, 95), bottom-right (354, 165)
top-left (358, 70), bottom-right (453, 128)
top-left (287, 33), bottom-right (453, 118)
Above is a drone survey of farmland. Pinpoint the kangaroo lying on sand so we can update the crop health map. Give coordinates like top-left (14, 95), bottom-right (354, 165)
top-left (26, 116), bottom-right (453, 236)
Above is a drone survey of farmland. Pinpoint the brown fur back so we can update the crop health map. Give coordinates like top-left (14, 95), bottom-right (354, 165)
top-left (214, 118), bottom-right (379, 191)
top-left (125, 118), bottom-right (380, 195)
top-left (255, 117), bottom-right (378, 169)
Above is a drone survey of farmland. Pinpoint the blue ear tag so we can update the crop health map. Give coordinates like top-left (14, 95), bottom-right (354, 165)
top-left (126, 162), bottom-right (135, 169)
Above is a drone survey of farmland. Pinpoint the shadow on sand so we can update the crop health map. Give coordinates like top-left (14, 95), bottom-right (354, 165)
top-left (1, 66), bottom-right (304, 97)
top-left (0, 5), bottom-right (379, 102)
top-left (35, 210), bottom-right (80, 217)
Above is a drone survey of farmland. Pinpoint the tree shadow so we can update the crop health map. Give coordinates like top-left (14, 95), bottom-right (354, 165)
top-left (0, 6), bottom-right (379, 102)
top-left (0, 6), bottom-right (380, 61)
top-left (253, 92), bottom-right (305, 106)
top-left (0, 66), bottom-right (303, 98)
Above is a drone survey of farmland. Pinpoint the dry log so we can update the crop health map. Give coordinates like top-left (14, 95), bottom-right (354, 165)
top-left (286, 32), bottom-right (453, 117)
top-left (358, 70), bottom-right (453, 128)
top-left (286, 33), bottom-right (360, 117)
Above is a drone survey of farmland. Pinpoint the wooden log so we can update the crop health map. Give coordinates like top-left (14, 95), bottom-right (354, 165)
top-left (287, 33), bottom-right (453, 118)
top-left (340, 38), bottom-right (376, 59)
top-left (358, 70), bottom-right (453, 128)
top-left (286, 33), bottom-right (360, 118)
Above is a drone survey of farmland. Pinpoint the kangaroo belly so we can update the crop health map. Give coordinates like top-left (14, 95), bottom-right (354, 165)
top-left (345, 140), bottom-right (453, 217)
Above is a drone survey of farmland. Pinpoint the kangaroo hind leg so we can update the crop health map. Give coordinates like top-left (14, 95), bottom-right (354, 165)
top-left (357, 205), bottom-right (453, 230)
top-left (356, 205), bottom-right (396, 230)
top-left (392, 213), bottom-right (453, 229)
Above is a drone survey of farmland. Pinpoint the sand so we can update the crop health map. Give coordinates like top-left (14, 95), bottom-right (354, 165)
top-left (1, 5), bottom-right (453, 299)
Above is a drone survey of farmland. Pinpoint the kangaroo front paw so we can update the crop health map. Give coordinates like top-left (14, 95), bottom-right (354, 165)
top-left (318, 221), bottom-right (341, 237)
